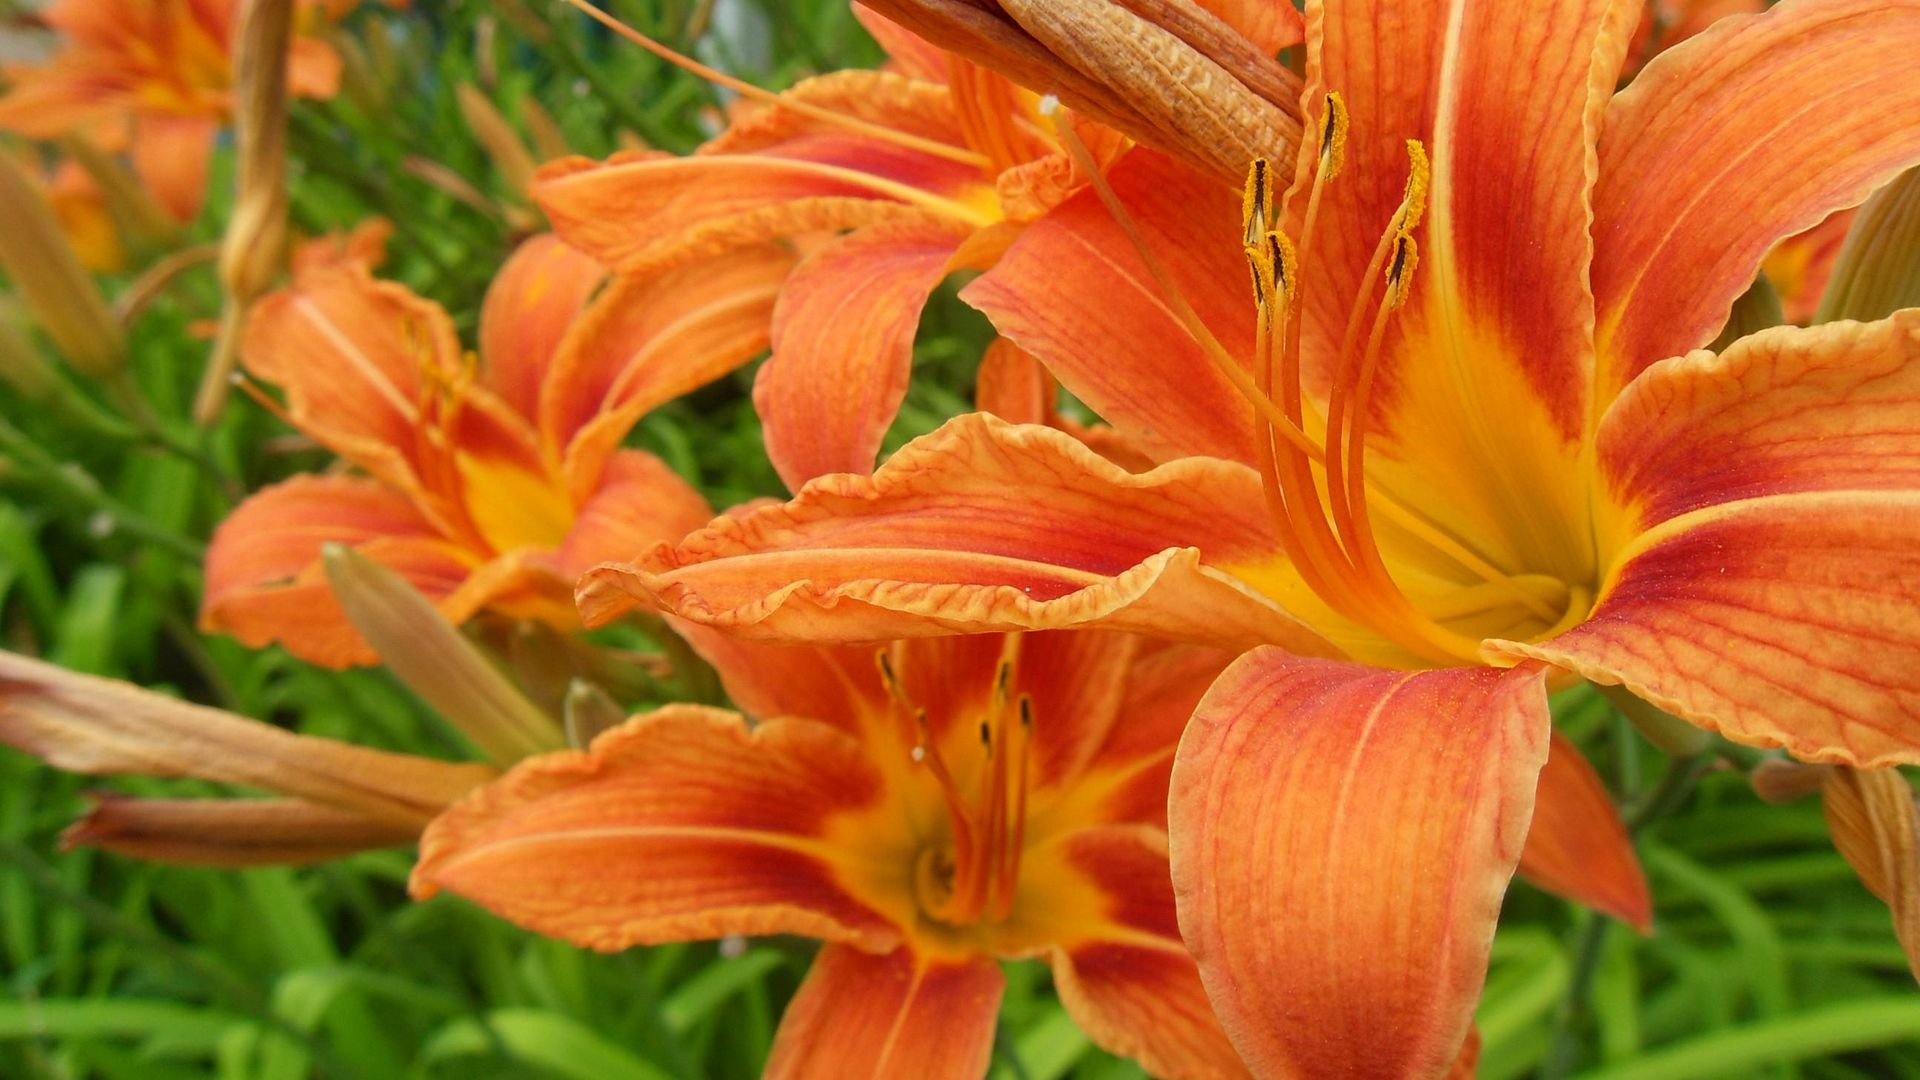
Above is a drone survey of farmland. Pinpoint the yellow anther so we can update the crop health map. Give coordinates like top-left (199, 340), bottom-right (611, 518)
top-left (1319, 92), bottom-right (1349, 180)
top-left (1242, 157), bottom-right (1273, 246)
top-left (1400, 139), bottom-right (1430, 233)
top-left (1244, 243), bottom-right (1276, 307)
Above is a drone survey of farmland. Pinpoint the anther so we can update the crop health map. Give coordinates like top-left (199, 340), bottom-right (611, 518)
top-left (1242, 157), bottom-right (1272, 245)
top-left (1386, 234), bottom-right (1418, 308)
top-left (1319, 92), bottom-right (1349, 179)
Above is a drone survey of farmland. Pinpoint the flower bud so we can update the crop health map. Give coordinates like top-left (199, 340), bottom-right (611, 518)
top-left (321, 544), bottom-right (564, 764)
top-left (195, 0), bottom-right (294, 423)
top-left (0, 151), bottom-right (126, 377)
top-left (1816, 166), bottom-right (1920, 325)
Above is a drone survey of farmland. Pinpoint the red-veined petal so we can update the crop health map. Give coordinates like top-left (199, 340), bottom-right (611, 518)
top-left (1518, 731), bottom-right (1651, 931)
top-left (534, 145), bottom-right (979, 276)
top-left (544, 245), bottom-right (791, 499)
top-left (1592, 0), bottom-right (1920, 394)
top-left (1193, 0), bottom-right (1306, 53)
top-left (1287, 0), bottom-right (1633, 584)
top-left (756, 221), bottom-right (963, 488)
top-left (1492, 492), bottom-right (1920, 768)
top-left (765, 944), bottom-right (1001, 1080)
top-left (1597, 312), bottom-right (1920, 541)
top-left (552, 450), bottom-right (712, 579)
top-left (577, 414), bottom-right (1324, 655)
top-left (1169, 651), bottom-right (1550, 1079)
top-left (961, 149), bottom-right (1259, 464)
top-left (974, 338), bottom-right (1055, 425)
top-left (1047, 825), bottom-right (1250, 1080)
top-left (410, 706), bottom-right (903, 951)
top-left (201, 474), bottom-right (474, 667)
top-left (1071, 644), bottom-right (1238, 830)
top-left (478, 233), bottom-right (607, 420)
top-left (852, 3), bottom-right (952, 81)
top-left (241, 266), bottom-right (459, 492)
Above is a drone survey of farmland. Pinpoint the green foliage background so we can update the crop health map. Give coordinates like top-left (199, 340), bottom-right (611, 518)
top-left (1, 1), bottom-right (1918, 1077)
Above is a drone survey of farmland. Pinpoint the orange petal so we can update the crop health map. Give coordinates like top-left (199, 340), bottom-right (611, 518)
top-left (202, 474), bottom-right (479, 667)
top-left (552, 450), bottom-right (712, 578)
top-left (1492, 492), bottom-right (1920, 768)
top-left (1762, 208), bottom-right (1856, 324)
top-left (705, 69), bottom-right (975, 159)
top-left (1518, 731), bottom-right (1651, 931)
top-left (204, 473), bottom-right (445, 607)
top-left (534, 148), bottom-right (977, 275)
top-left (290, 216), bottom-right (393, 275)
top-left (544, 244), bottom-right (792, 499)
top-left (478, 233), bottom-right (607, 420)
top-left (410, 705), bottom-right (902, 952)
top-left (852, 2), bottom-right (952, 81)
top-left (65, 794), bottom-right (419, 866)
top-left (1592, 0), bottom-right (1920, 393)
top-left (1077, 644), bottom-right (1238, 830)
top-left (0, 650), bottom-right (494, 826)
top-left (1047, 825), bottom-right (1250, 1080)
top-left (961, 149), bottom-right (1260, 464)
top-left (129, 114), bottom-right (216, 223)
top-left (241, 266), bottom-right (463, 493)
top-left (1284, 0), bottom-right (1631, 579)
top-left (1377, 0), bottom-right (1627, 440)
top-left (765, 944), bottom-right (1002, 1080)
top-left (670, 622), bottom-right (887, 740)
top-left (286, 35), bottom-right (343, 100)
top-left (1169, 650), bottom-right (1550, 1079)
top-left (756, 220), bottom-right (963, 488)
top-left (974, 338), bottom-right (1056, 425)
top-left (1193, 0), bottom-right (1306, 53)
top-left (1597, 312), bottom-right (1920, 542)
top-left (1447, 1027), bottom-right (1483, 1080)
top-left (576, 414), bottom-right (1326, 655)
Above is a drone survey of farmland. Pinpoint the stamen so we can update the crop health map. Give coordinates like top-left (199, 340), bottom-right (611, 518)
top-left (1050, 110), bottom-right (1323, 460)
top-left (992, 694), bottom-right (1034, 921)
top-left (1242, 157), bottom-right (1273, 246)
top-left (1318, 91), bottom-right (1349, 180)
top-left (912, 708), bottom-right (981, 921)
top-left (559, 0), bottom-right (992, 170)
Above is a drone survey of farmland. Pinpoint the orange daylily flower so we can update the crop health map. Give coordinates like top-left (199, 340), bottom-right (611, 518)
top-left (0, 0), bottom-right (344, 223)
top-left (532, 2), bottom-right (1300, 490)
top-left (201, 233), bottom-right (792, 667)
top-left (0, 649), bottom-right (496, 865)
top-left (412, 627), bottom-right (1257, 1080)
top-left (574, 0), bottom-right (1920, 1074)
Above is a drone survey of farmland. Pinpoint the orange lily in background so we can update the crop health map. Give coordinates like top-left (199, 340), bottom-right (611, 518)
top-left (572, 0), bottom-right (1920, 1074)
top-left (532, 1), bottom-right (1299, 490)
top-left (201, 233), bottom-right (792, 667)
top-left (413, 627), bottom-right (1260, 1080)
top-left (0, 0), bottom-right (345, 223)
top-left (0, 650), bottom-right (496, 865)
top-left (33, 155), bottom-right (123, 272)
